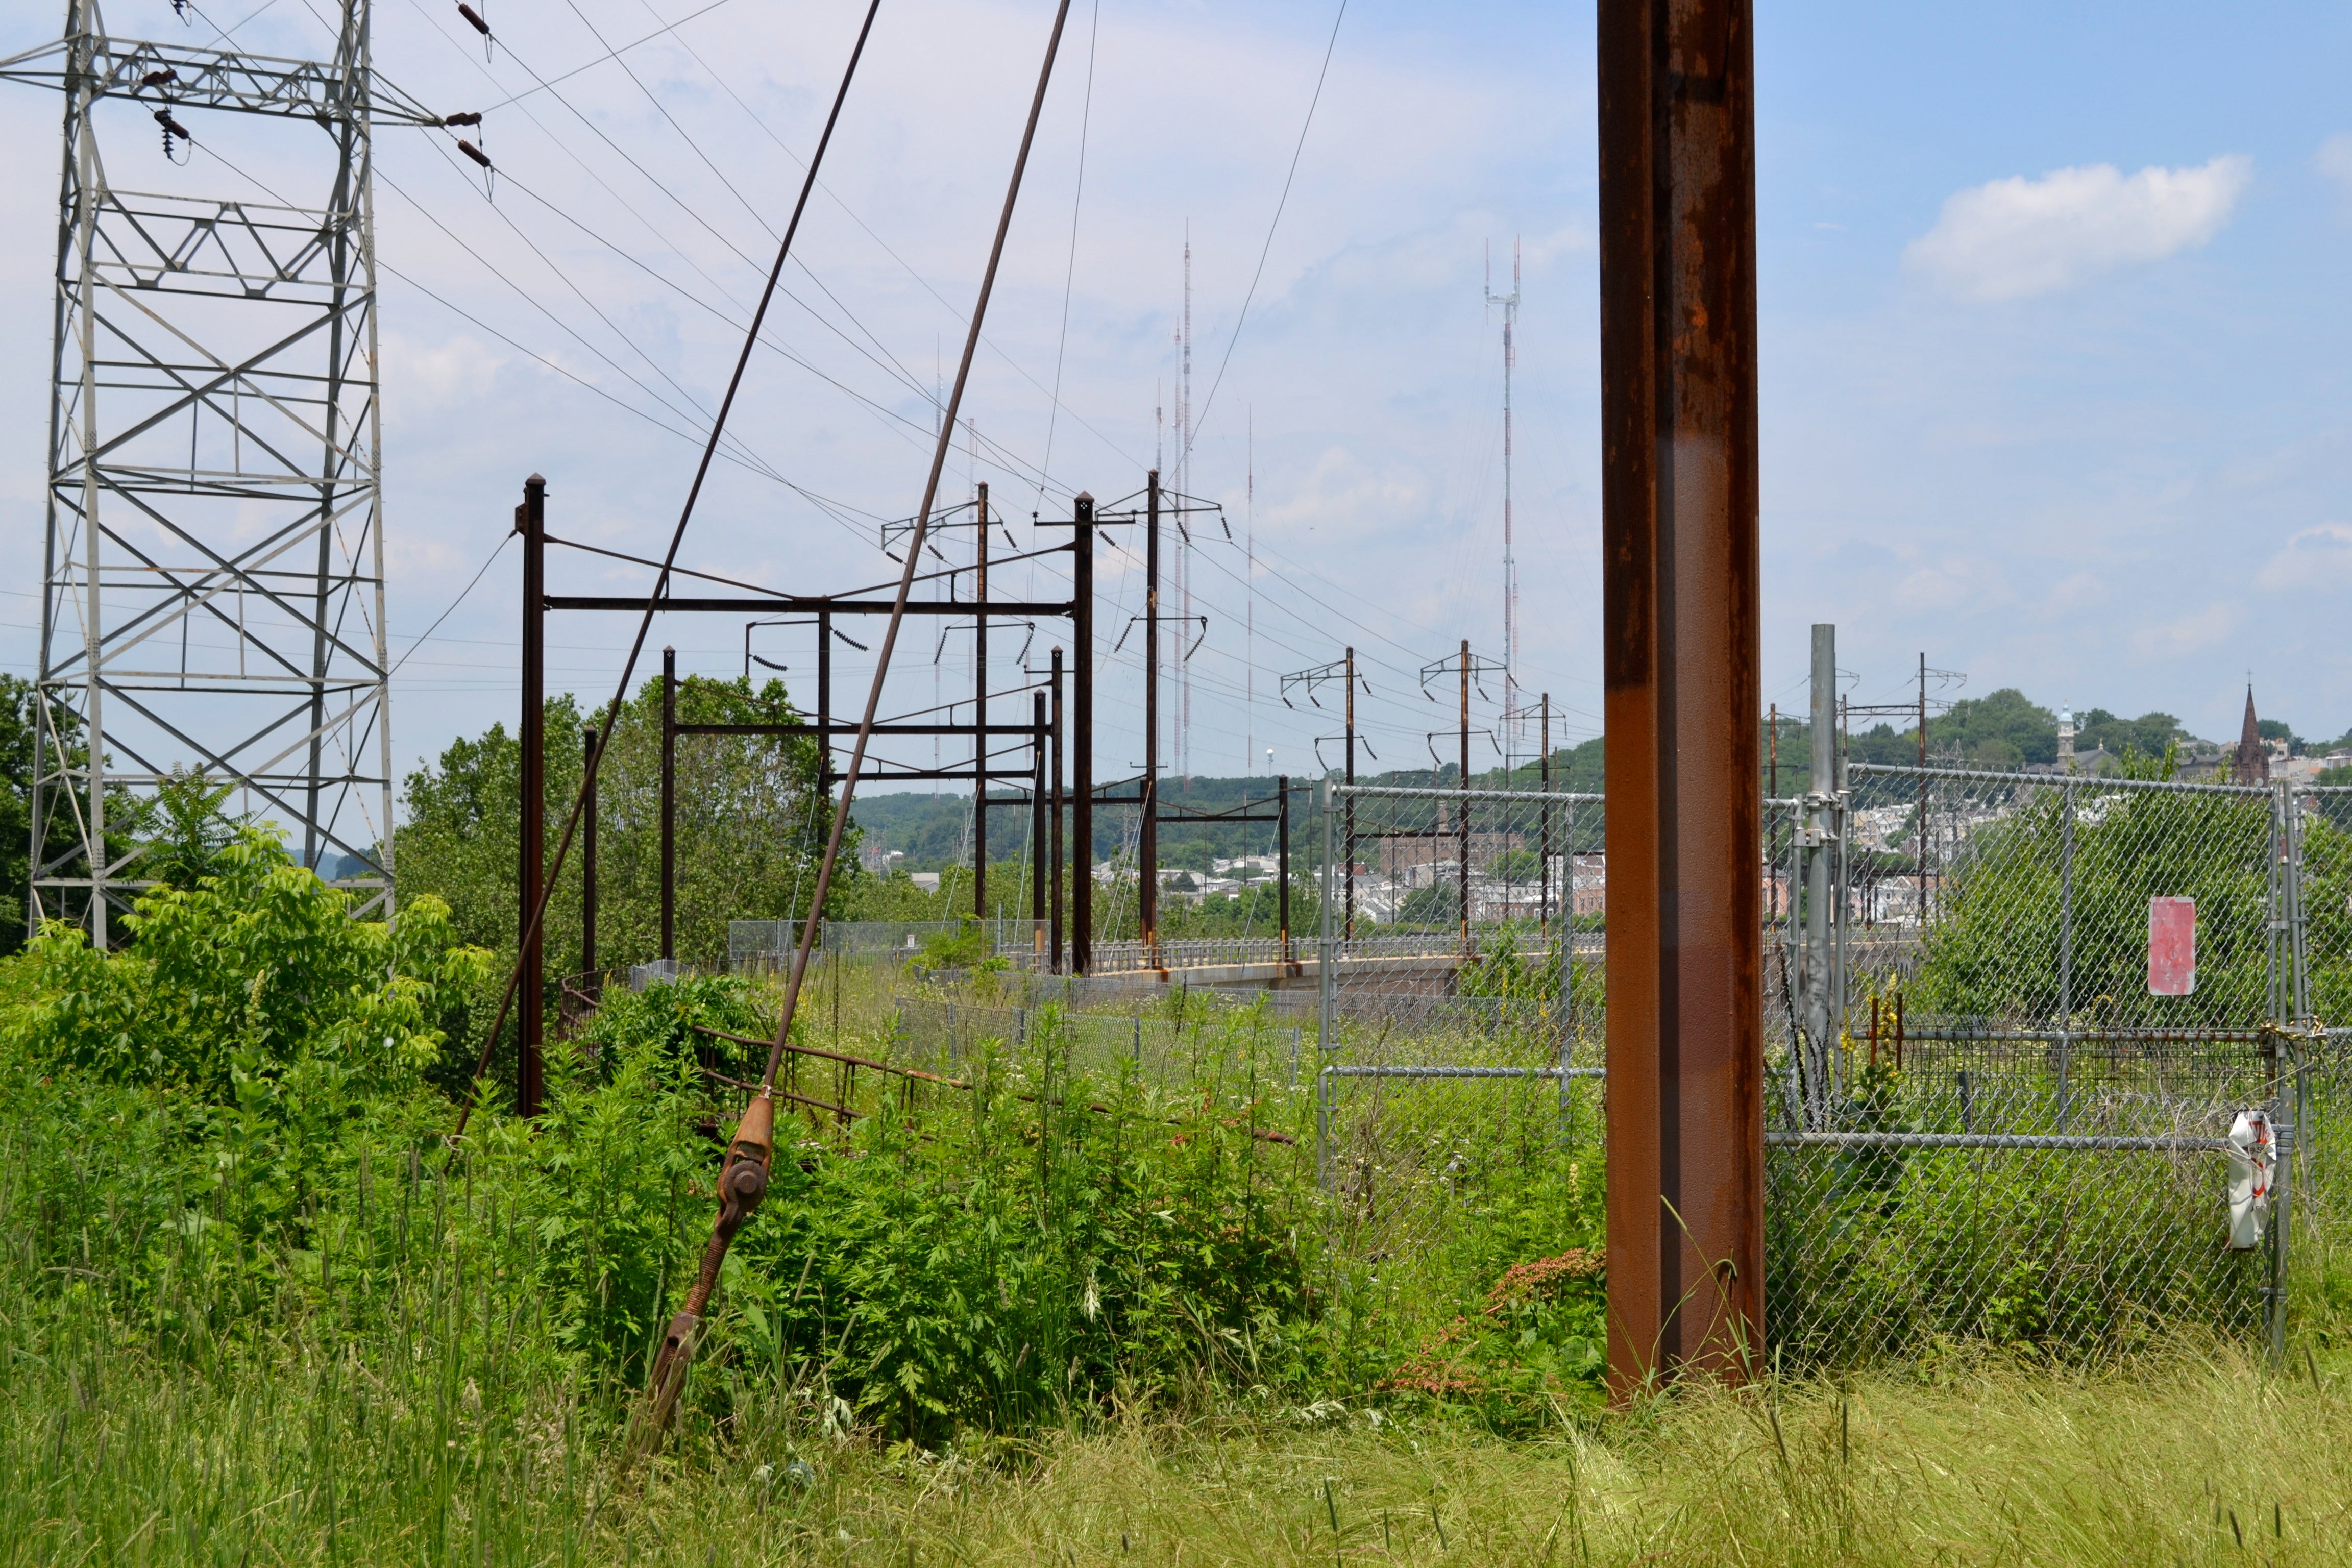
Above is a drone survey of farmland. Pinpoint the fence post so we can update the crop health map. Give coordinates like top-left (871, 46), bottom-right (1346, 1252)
top-left (2057, 779), bottom-right (2075, 1132)
top-left (1803, 625), bottom-right (1836, 1129)
top-left (1319, 778), bottom-right (1338, 1187)
top-left (1565, 797), bottom-right (1579, 1044)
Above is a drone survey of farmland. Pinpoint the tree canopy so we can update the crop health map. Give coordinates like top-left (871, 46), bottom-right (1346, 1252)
top-left (394, 673), bottom-right (850, 976)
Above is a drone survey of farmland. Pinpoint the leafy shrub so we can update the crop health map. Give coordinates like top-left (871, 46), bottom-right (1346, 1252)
top-left (3, 826), bottom-right (488, 1097)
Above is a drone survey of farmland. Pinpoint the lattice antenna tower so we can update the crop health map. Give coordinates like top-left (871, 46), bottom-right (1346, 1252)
top-left (1484, 237), bottom-right (1522, 744)
top-left (2, 1), bottom-right (437, 943)
top-left (1177, 225), bottom-right (1193, 789)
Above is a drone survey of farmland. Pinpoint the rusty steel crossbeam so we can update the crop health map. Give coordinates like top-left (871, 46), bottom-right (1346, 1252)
top-left (1597, 0), bottom-right (1763, 1392)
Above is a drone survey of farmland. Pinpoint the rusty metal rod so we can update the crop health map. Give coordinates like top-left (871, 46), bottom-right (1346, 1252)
top-left (451, 0), bottom-right (883, 1145)
top-left (518, 477), bottom-right (546, 1118)
top-left (689, 1025), bottom-right (1297, 1144)
top-left (640, 0), bottom-right (1076, 1436)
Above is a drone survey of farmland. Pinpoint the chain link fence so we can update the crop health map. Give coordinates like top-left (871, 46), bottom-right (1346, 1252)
top-left (1766, 764), bottom-right (2310, 1366)
top-left (863, 770), bottom-right (2339, 1374)
top-left (729, 918), bottom-right (1046, 975)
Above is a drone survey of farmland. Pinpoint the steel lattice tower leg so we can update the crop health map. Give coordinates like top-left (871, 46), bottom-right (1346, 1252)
top-left (7, 1), bottom-right (432, 941)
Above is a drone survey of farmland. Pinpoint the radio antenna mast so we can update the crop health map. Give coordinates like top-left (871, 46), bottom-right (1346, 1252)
top-left (1485, 237), bottom-right (1522, 747)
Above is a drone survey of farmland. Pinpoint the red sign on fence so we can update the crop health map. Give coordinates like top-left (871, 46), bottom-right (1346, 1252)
top-left (2148, 896), bottom-right (2197, 996)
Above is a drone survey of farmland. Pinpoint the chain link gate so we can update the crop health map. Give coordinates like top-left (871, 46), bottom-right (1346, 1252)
top-left (1308, 785), bottom-right (1602, 1341)
top-left (1768, 763), bottom-right (2314, 1367)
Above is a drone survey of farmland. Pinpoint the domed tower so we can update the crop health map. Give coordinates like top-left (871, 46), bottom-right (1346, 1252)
top-left (2058, 705), bottom-right (2075, 771)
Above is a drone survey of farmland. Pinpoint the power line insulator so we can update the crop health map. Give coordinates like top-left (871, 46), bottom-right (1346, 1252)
top-left (139, 68), bottom-right (178, 90)
top-left (458, 139), bottom-right (493, 169)
top-left (154, 107), bottom-right (192, 163)
top-left (457, 3), bottom-right (491, 35)
top-left (441, 111), bottom-right (482, 127)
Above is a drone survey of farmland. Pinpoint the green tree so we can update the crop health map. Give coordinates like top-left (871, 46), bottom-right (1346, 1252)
top-left (394, 673), bottom-right (851, 976)
top-left (0, 674), bottom-right (141, 954)
top-left (1910, 782), bottom-right (2272, 1028)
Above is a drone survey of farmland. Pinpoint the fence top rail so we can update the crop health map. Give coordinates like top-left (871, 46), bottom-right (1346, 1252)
top-left (1847, 761), bottom-right (2272, 798)
top-left (1327, 783), bottom-right (1606, 806)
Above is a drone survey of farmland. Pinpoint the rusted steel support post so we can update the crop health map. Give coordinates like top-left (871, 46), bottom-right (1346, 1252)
top-left (1032, 691), bottom-right (1048, 953)
top-left (974, 481), bottom-right (989, 918)
top-left (1540, 695), bottom-right (1554, 932)
top-left (661, 645), bottom-right (677, 962)
top-left (817, 611), bottom-right (832, 792)
top-left (1141, 470), bottom-right (1161, 957)
top-left (582, 728), bottom-right (599, 995)
top-left (1278, 775), bottom-right (1292, 963)
top-left (518, 474), bottom-right (547, 1118)
top-left (1071, 494), bottom-right (1095, 974)
top-left (1598, 0), bottom-right (1763, 1392)
top-left (1050, 646), bottom-right (1065, 973)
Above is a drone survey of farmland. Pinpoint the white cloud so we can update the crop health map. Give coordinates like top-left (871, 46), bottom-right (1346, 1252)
top-left (2314, 134), bottom-right (2352, 209)
top-left (2256, 523), bottom-right (2352, 591)
top-left (1904, 156), bottom-right (2251, 301)
top-left (2130, 600), bottom-right (2242, 660)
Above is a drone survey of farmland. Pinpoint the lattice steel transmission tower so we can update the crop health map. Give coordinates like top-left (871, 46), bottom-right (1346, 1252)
top-left (2, 2), bottom-right (437, 943)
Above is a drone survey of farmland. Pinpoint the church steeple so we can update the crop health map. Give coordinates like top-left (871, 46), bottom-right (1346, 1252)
top-left (2233, 686), bottom-right (2269, 786)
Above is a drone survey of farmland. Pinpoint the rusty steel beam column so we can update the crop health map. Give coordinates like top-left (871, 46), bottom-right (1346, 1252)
top-left (1598, 0), bottom-right (1763, 1392)
top-left (517, 474), bottom-right (547, 1120)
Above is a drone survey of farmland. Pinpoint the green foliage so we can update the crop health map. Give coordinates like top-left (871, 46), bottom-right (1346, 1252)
top-left (913, 914), bottom-right (1006, 973)
top-left (1908, 783), bottom-right (2270, 1027)
top-left (139, 767), bottom-right (242, 890)
top-left (1457, 927), bottom-right (1559, 1000)
top-left (2077, 707), bottom-right (2191, 763)
top-left (0, 672), bottom-right (137, 955)
top-left (395, 673), bottom-right (847, 975)
top-left (4, 826), bottom-right (489, 1097)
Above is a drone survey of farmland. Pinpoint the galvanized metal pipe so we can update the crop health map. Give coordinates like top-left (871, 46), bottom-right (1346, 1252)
top-left (1325, 1065), bottom-right (1608, 1080)
top-left (1804, 624), bottom-right (1834, 1126)
top-left (2058, 779), bottom-right (2074, 1130)
top-left (1766, 1131), bottom-right (2233, 1153)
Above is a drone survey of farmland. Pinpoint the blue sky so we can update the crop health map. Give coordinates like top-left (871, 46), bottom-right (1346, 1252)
top-left (2, 0), bottom-right (2348, 812)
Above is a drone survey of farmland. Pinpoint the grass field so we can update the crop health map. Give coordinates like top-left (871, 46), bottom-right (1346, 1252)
top-left (6, 919), bottom-right (2350, 1566)
top-left (7, 1322), bottom-right (2348, 1564)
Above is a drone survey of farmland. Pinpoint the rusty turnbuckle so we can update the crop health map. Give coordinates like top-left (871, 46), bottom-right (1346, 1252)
top-left (639, 1095), bottom-right (774, 1437)
top-left (627, 0), bottom-right (1072, 1451)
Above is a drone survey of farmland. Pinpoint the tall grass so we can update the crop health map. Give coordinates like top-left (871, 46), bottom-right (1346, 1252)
top-left (7, 938), bottom-right (2349, 1563)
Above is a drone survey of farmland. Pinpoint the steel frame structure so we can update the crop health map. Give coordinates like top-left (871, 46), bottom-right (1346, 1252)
top-left (3, 1), bottom-right (436, 942)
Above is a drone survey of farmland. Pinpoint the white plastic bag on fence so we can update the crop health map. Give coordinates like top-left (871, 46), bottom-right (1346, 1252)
top-left (2226, 1108), bottom-right (2276, 1251)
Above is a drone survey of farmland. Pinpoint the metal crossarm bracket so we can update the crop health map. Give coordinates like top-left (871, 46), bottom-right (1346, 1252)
top-left (0, 27), bottom-right (440, 125)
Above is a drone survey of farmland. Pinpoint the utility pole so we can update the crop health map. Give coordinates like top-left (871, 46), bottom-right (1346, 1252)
top-left (9, 1), bottom-right (437, 939)
top-left (1142, 469), bottom-right (1161, 957)
top-left (1540, 695), bottom-right (1553, 932)
top-left (1345, 646), bottom-right (1357, 940)
top-left (1071, 494), bottom-right (1095, 974)
top-left (1598, 0), bottom-right (1762, 1393)
top-left (1459, 636), bottom-right (1473, 952)
top-left (1802, 627), bottom-right (1836, 1124)
top-left (1917, 650), bottom-right (1928, 922)
top-left (518, 476), bottom-right (546, 1118)
top-left (1049, 646), bottom-right (1065, 973)
top-left (661, 646), bottom-right (677, 963)
top-left (1277, 775), bottom-right (1291, 962)
top-left (582, 728), bottom-right (598, 995)
top-left (817, 612), bottom-right (832, 791)
top-left (1031, 691), bottom-right (1048, 958)
top-left (972, 482), bottom-right (989, 918)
